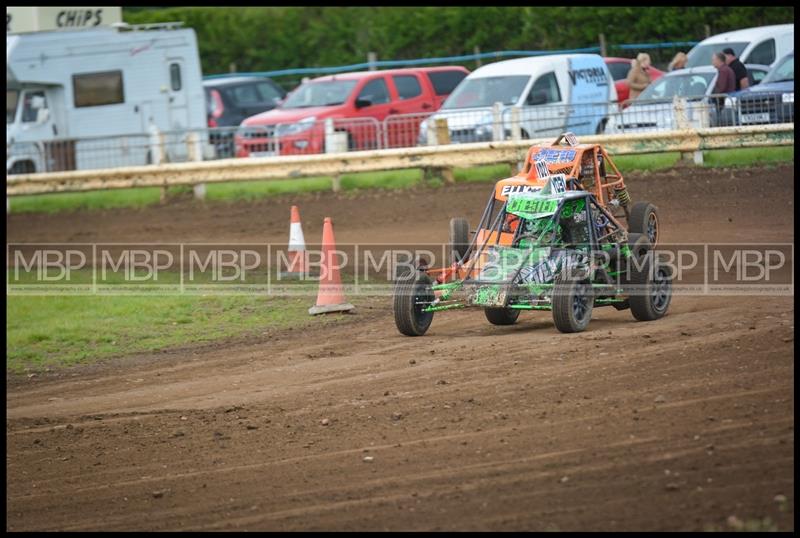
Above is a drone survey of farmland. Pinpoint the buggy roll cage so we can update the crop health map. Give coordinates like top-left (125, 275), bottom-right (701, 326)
top-left (442, 191), bottom-right (627, 288)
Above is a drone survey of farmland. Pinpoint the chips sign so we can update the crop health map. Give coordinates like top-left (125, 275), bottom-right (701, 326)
top-left (7, 7), bottom-right (122, 34)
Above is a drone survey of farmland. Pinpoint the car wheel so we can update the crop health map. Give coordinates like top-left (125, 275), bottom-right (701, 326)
top-left (628, 257), bottom-right (672, 322)
top-left (393, 272), bottom-right (435, 337)
top-left (552, 272), bottom-right (594, 333)
top-left (449, 217), bottom-right (470, 265)
top-left (628, 202), bottom-right (660, 246)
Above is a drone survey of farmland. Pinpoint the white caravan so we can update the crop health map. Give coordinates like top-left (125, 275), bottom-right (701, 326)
top-left (419, 54), bottom-right (618, 145)
top-left (686, 24), bottom-right (794, 69)
top-left (7, 22), bottom-right (206, 174)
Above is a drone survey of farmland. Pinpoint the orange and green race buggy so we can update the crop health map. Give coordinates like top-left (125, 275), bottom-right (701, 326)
top-left (446, 132), bottom-right (660, 271)
top-left (391, 132), bottom-right (670, 337)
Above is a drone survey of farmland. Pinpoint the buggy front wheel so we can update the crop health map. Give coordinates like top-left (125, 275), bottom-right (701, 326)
top-left (628, 257), bottom-right (672, 322)
top-left (552, 273), bottom-right (594, 333)
top-left (393, 273), bottom-right (435, 336)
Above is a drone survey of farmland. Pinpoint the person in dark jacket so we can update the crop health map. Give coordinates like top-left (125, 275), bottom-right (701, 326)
top-left (723, 47), bottom-right (750, 90)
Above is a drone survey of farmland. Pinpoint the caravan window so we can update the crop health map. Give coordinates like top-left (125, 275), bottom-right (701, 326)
top-left (170, 63), bottom-right (182, 91)
top-left (73, 71), bottom-right (125, 108)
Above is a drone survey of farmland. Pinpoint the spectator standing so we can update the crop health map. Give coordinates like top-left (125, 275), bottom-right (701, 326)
top-left (668, 52), bottom-right (688, 71)
top-left (712, 52), bottom-right (736, 94)
top-left (626, 52), bottom-right (653, 100)
top-left (722, 47), bottom-right (749, 90)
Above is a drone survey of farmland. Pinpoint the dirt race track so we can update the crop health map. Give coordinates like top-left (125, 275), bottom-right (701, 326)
top-left (6, 164), bottom-right (795, 531)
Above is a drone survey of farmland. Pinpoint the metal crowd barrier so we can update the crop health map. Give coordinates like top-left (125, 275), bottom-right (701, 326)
top-left (6, 93), bottom-right (793, 176)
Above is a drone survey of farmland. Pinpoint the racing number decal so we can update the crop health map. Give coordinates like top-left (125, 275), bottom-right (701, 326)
top-left (534, 158), bottom-right (550, 179)
top-left (550, 174), bottom-right (567, 195)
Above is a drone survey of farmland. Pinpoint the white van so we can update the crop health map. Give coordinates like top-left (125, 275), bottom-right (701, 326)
top-left (7, 22), bottom-right (206, 174)
top-left (686, 24), bottom-right (794, 69)
top-left (419, 54), bottom-right (618, 144)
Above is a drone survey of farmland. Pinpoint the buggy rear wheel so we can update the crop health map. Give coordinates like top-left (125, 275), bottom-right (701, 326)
top-left (449, 217), bottom-right (470, 265)
top-left (626, 232), bottom-right (651, 260)
top-left (484, 307), bottom-right (520, 326)
top-left (393, 273), bottom-right (435, 336)
top-left (552, 273), bottom-right (594, 333)
top-left (628, 202), bottom-right (660, 246)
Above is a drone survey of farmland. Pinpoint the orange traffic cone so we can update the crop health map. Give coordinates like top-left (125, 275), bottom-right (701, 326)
top-left (309, 217), bottom-right (354, 315)
top-left (280, 205), bottom-right (308, 279)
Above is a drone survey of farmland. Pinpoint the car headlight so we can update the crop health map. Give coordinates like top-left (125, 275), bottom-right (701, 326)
top-left (782, 93), bottom-right (794, 103)
top-left (724, 97), bottom-right (737, 108)
top-left (275, 116), bottom-right (317, 137)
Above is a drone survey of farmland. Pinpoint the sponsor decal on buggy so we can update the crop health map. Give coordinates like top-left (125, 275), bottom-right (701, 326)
top-left (535, 148), bottom-right (577, 164)
top-left (516, 249), bottom-right (587, 285)
top-left (500, 184), bottom-right (541, 197)
top-left (506, 197), bottom-right (559, 219)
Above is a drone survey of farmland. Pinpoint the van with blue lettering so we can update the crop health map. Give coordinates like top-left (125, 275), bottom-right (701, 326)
top-left (7, 21), bottom-right (206, 174)
top-left (419, 54), bottom-right (618, 145)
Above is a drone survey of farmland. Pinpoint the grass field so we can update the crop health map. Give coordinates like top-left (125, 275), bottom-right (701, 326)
top-left (8, 146), bottom-right (793, 215)
top-left (6, 293), bottom-right (332, 373)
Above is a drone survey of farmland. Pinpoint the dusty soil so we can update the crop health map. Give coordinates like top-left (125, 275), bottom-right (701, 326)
top-left (6, 164), bottom-right (795, 531)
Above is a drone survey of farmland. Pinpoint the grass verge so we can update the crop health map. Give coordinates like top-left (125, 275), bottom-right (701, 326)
top-left (6, 294), bottom-right (332, 373)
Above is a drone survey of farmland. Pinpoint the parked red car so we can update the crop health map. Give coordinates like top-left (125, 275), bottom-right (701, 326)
top-left (604, 57), bottom-right (665, 104)
top-left (235, 66), bottom-right (469, 157)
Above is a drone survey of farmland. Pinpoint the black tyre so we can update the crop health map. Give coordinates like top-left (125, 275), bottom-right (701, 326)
top-left (628, 257), bottom-right (672, 322)
top-left (628, 202), bottom-right (660, 246)
top-left (552, 273), bottom-right (594, 333)
top-left (393, 273), bottom-right (435, 336)
top-left (484, 307), bottom-right (520, 326)
top-left (596, 118), bottom-right (608, 135)
top-left (608, 233), bottom-right (650, 274)
top-left (449, 217), bottom-right (470, 265)
top-left (626, 232), bottom-right (651, 260)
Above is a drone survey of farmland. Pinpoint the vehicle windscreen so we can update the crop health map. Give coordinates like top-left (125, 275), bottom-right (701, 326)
top-left (606, 61), bottom-right (631, 81)
top-left (637, 72), bottom-right (715, 101)
top-left (281, 80), bottom-right (359, 108)
top-left (7, 90), bottom-right (19, 124)
top-left (228, 82), bottom-right (284, 106)
top-left (687, 42), bottom-right (748, 68)
top-left (441, 75), bottom-right (530, 109)
top-left (762, 54), bottom-right (794, 83)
